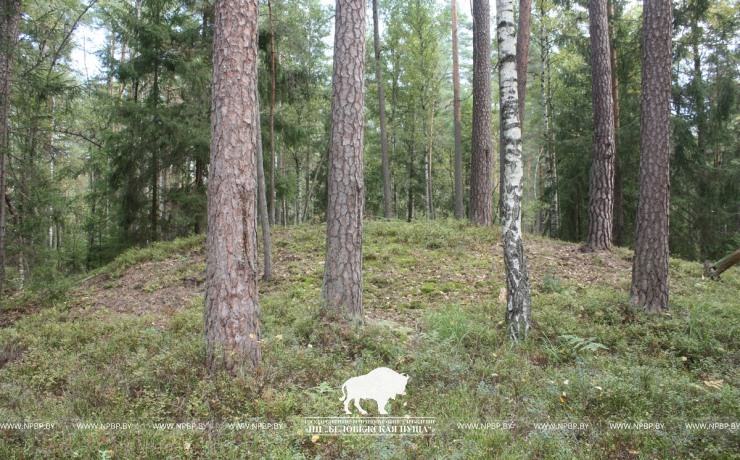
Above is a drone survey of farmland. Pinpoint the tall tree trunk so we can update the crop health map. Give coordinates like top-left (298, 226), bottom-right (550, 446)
top-left (540, 0), bottom-right (557, 236)
top-left (498, 0), bottom-right (532, 341)
top-left (322, 0), bottom-right (365, 319)
top-left (516, 0), bottom-right (532, 126)
top-left (0, 0), bottom-right (21, 303)
top-left (372, 0), bottom-right (392, 219)
top-left (205, 0), bottom-right (262, 373)
top-left (268, 0), bottom-right (276, 225)
top-left (470, 0), bottom-right (493, 226)
top-left (586, 0), bottom-right (615, 249)
top-left (630, 0), bottom-right (672, 313)
top-left (452, 0), bottom-right (464, 220)
top-left (609, 0), bottom-right (623, 246)
top-left (255, 105), bottom-right (272, 281)
top-left (427, 101), bottom-right (435, 219)
top-left (407, 147), bottom-right (414, 222)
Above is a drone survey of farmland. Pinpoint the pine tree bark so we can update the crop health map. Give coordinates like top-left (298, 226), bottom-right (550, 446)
top-left (255, 105), bottom-right (272, 281)
top-left (0, 0), bottom-right (21, 304)
top-left (322, 0), bottom-right (365, 319)
top-left (498, 0), bottom-right (532, 341)
top-left (630, 0), bottom-right (672, 313)
top-left (452, 0), bottom-right (464, 220)
top-left (470, 0), bottom-right (493, 226)
top-left (372, 0), bottom-right (392, 219)
top-left (609, 0), bottom-right (623, 246)
top-left (205, 0), bottom-right (262, 373)
top-left (268, 0), bottom-right (276, 226)
top-left (516, 0), bottom-right (532, 126)
top-left (586, 0), bottom-right (615, 249)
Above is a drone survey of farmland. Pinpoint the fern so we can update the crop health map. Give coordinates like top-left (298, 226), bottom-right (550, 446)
top-left (558, 334), bottom-right (609, 352)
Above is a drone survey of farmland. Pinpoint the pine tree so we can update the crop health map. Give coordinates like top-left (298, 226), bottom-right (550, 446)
top-left (630, 0), bottom-right (672, 312)
top-left (322, 0), bottom-right (365, 318)
top-left (470, 0), bottom-right (493, 226)
top-left (205, 0), bottom-right (262, 373)
top-left (586, 0), bottom-right (616, 249)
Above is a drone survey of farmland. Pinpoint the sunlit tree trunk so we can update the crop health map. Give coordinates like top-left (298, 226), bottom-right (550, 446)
top-left (630, 0), bottom-right (672, 313)
top-left (322, 0), bottom-right (365, 319)
top-left (498, 0), bottom-right (532, 340)
top-left (205, 0), bottom-right (262, 373)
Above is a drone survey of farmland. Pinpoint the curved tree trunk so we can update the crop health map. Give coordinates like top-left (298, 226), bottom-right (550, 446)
top-left (372, 0), bottom-right (392, 219)
top-left (205, 0), bottom-right (262, 373)
top-left (322, 0), bottom-right (365, 319)
top-left (630, 0), bottom-right (672, 312)
top-left (586, 0), bottom-right (615, 249)
top-left (469, 0), bottom-right (493, 226)
top-left (497, 0), bottom-right (532, 341)
top-left (452, 0), bottom-right (463, 220)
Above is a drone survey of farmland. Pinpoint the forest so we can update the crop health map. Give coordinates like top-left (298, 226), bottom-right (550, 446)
top-left (0, 0), bottom-right (739, 457)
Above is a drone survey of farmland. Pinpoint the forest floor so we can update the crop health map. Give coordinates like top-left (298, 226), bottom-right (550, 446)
top-left (0, 219), bottom-right (739, 459)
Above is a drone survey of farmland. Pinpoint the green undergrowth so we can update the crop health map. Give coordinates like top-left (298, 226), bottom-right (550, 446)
top-left (96, 234), bottom-right (206, 279)
top-left (1, 220), bottom-right (739, 459)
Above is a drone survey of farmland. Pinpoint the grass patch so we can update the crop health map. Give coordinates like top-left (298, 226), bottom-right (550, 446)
top-left (1, 220), bottom-right (739, 458)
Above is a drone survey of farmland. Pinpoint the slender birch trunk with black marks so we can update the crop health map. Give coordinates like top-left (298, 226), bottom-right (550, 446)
top-left (497, 0), bottom-right (532, 340)
top-left (205, 0), bottom-right (262, 373)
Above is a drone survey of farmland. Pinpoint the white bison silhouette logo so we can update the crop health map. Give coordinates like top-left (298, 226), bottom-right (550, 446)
top-left (339, 367), bottom-right (409, 415)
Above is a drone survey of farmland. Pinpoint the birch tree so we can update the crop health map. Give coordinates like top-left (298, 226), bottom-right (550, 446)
top-left (497, 0), bottom-right (532, 340)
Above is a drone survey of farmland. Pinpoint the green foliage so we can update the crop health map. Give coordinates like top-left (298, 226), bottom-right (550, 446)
top-left (557, 334), bottom-right (609, 353)
top-left (3, 222), bottom-right (740, 458)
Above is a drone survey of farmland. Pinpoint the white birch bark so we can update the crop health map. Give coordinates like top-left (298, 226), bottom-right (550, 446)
top-left (497, 0), bottom-right (532, 341)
